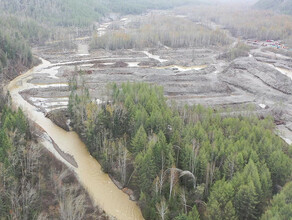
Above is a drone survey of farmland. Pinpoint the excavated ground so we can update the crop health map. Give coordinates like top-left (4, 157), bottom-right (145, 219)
top-left (21, 10), bottom-right (292, 145)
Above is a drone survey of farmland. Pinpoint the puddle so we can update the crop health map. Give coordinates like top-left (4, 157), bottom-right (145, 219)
top-left (157, 65), bottom-right (207, 72)
top-left (127, 62), bottom-right (140, 67)
top-left (142, 51), bottom-right (168, 62)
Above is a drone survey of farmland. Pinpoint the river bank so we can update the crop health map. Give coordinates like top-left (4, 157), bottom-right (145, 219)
top-left (8, 58), bottom-right (144, 220)
top-left (5, 7), bottom-right (292, 220)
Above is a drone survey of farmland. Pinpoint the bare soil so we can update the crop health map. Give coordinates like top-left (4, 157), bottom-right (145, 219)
top-left (22, 10), bottom-right (292, 144)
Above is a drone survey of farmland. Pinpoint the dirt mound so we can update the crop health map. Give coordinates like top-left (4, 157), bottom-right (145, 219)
top-left (46, 109), bottom-right (70, 131)
top-left (113, 61), bottom-right (128, 67)
top-left (138, 60), bottom-right (159, 67)
top-left (222, 58), bottom-right (292, 95)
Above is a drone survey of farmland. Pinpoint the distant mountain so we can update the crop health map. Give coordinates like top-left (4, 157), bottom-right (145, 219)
top-left (254, 0), bottom-right (292, 15)
top-left (0, 0), bottom-right (199, 27)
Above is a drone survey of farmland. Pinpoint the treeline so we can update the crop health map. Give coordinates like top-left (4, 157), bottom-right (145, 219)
top-left (0, 0), bottom-right (199, 27)
top-left (108, 0), bottom-right (199, 16)
top-left (0, 94), bottom-right (109, 219)
top-left (0, 30), bottom-right (32, 80)
top-left (0, 15), bottom-right (49, 45)
top-left (0, 15), bottom-right (50, 80)
top-left (184, 6), bottom-right (292, 43)
top-left (254, 0), bottom-right (292, 16)
top-left (68, 75), bottom-right (292, 220)
top-left (0, 0), bottom-right (106, 27)
top-left (90, 15), bottom-right (231, 50)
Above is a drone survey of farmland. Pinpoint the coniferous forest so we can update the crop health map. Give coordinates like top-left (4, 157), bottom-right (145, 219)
top-left (0, 15), bottom-right (49, 80)
top-left (0, 25), bottom-right (32, 80)
top-left (1, 0), bottom-right (292, 219)
top-left (68, 74), bottom-right (292, 220)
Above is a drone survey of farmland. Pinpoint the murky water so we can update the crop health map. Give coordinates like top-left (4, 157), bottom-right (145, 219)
top-left (157, 65), bottom-right (207, 71)
top-left (8, 59), bottom-right (144, 220)
top-left (127, 62), bottom-right (140, 67)
top-left (143, 51), bottom-right (168, 62)
top-left (32, 83), bottom-right (68, 89)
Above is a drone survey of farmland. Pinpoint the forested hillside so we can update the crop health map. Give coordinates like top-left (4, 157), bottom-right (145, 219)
top-left (0, 29), bottom-right (33, 81)
top-left (2, 1), bottom-right (292, 219)
top-left (254, 0), bottom-right (292, 15)
top-left (0, 15), bottom-right (49, 80)
top-left (184, 6), bottom-right (292, 42)
top-left (0, 0), bottom-right (199, 79)
top-left (68, 74), bottom-right (292, 220)
top-left (0, 0), bottom-right (199, 27)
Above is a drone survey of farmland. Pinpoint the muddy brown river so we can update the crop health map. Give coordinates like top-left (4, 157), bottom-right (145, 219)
top-left (8, 59), bottom-right (144, 220)
top-left (7, 11), bottom-right (292, 219)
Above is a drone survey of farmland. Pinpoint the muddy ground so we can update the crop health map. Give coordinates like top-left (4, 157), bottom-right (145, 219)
top-left (22, 10), bottom-right (292, 145)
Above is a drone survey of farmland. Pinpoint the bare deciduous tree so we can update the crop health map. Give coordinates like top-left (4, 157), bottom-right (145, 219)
top-left (156, 197), bottom-right (168, 220)
top-left (58, 186), bottom-right (87, 220)
top-left (169, 165), bottom-right (178, 198)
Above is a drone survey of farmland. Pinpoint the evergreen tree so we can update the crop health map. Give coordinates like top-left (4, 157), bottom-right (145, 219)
top-left (261, 182), bottom-right (292, 220)
top-left (135, 148), bottom-right (156, 194)
top-left (207, 179), bottom-right (237, 220)
top-left (188, 205), bottom-right (200, 220)
top-left (131, 125), bottom-right (148, 154)
top-left (234, 182), bottom-right (258, 220)
top-left (268, 150), bottom-right (292, 188)
top-left (152, 131), bottom-right (174, 173)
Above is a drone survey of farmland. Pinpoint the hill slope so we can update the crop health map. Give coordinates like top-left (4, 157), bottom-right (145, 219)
top-left (0, 0), bottom-right (200, 78)
top-left (0, 0), bottom-right (199, 27)
top-left (254, 0), bottom-right (292, 15)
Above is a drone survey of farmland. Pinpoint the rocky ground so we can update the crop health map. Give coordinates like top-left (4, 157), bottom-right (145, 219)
top-left (21, 10), bottom-right (292, 145)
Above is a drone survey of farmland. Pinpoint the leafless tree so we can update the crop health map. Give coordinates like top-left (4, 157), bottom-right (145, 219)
top-left (58, 186), bottom-right (87, 220)
top-left (37, 212), bottom-right (49, 220)
top-left (169, 165), bottom-right (179, 198)
top-left (156, 197), bottom-right (168, 220)
top-left (154, 169), bottom-right (166, 196)
top-left (180, 188), bottom-right (187, 214)
top-left (118, 141), bottom-right (128, 186)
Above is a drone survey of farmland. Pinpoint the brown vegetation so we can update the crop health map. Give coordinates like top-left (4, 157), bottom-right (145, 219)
top-left (180, 6), bottom-right (292, 42)
top-left (0, 100), bottom-right (109, 219)
top-left (219, 42), bottom-right (252, 61)
top-left (90, 15), bottom-right (231, 50)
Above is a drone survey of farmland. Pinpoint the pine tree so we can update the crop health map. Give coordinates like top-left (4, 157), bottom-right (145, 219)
top-left (131, 125), bottom-right (148, 154)
top-left (207, 179), bottom-right (237, 220)
top-left (152, 131), bottom-right (174, 173)
top-left (234, 182), bottom-right (258, 220)
top-left (261, 182), bottom-right (292, 220)
top-left (188, 205), bottom-right (200, 220)
top-left (268, 150), bottom-right (292, 187)
top-left (135, 148), bottom-right (156, 194)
